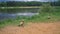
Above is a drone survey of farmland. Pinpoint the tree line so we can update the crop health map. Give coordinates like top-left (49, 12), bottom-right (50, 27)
top-left (0, 1), bottom-right (60, 7)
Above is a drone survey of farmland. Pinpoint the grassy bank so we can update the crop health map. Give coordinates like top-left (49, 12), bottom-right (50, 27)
top-left (0, 6), bottom-right (60, 9)
top-left (0, 6), bottom-right (60, 28)
top-left (0, 6), bottom-right (40, 9)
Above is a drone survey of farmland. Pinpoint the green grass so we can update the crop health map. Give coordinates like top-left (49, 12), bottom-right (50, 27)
top-left (0, 6), bottom-right (60, 28)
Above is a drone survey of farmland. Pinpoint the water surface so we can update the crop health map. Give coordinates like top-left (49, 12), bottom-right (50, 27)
top-left (0, 8), bottom-right (39, 20)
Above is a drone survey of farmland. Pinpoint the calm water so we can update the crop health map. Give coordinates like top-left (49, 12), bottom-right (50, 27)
top-left (0, 8), bottom-right (39, 20)
top-left (0, 8), bottom-right (39, 13)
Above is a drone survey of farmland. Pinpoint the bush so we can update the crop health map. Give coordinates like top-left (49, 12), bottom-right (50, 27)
top-left (39, 4), bottom-right (53, 13)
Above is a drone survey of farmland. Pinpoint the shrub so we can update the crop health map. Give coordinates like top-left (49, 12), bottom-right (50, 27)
top-left (39, 4), bottom-right (53, 14)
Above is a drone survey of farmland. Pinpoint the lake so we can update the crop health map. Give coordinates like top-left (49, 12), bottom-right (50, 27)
top-left (0, 8), bottom-right (39, 20)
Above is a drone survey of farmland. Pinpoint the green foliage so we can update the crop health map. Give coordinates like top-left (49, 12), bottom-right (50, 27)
top-left (0, 1), bottom-right (42, 7)
top-left (0, 1), bottom-right (60, 7)
top-left (39, 4), bottom-right (53, 13)
top-left (50, 0), bottom-right (60, 6)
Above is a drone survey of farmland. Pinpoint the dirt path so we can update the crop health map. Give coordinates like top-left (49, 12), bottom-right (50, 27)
top-left (0, 22), bottom-right (60, 34)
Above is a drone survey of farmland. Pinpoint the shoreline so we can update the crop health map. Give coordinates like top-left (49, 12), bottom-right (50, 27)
top-left (0, 6), bottom-right (40, 9)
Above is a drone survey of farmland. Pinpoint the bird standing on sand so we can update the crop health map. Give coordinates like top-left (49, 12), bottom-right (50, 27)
top-left (18, 19), bottom-right (24, 27)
